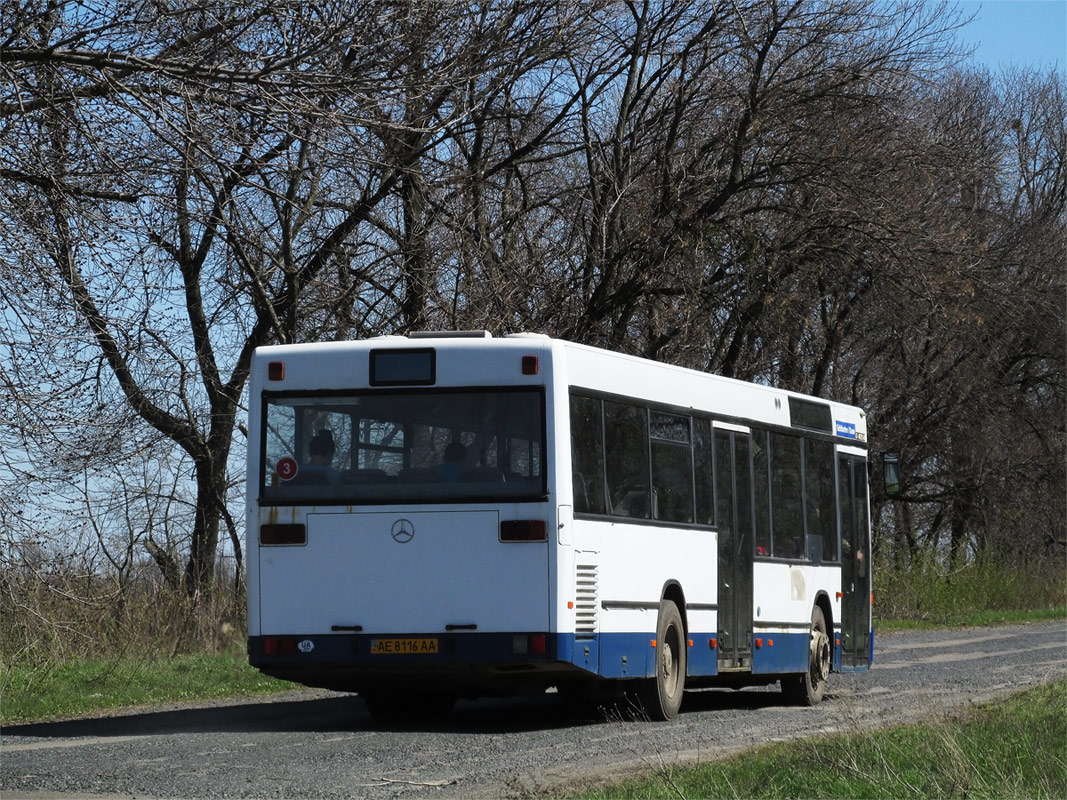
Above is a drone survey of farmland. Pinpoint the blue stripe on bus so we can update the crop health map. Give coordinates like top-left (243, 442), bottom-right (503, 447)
top-left (250, 629), bottom-right (872, 678)
top-left (750, 632), bottom-right (809, 674)
top-left (249, 632), bottom-right (721, 678)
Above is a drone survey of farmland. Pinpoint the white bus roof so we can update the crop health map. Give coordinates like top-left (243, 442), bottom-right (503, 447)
top-left (253, 333), bottom-right (867, 442)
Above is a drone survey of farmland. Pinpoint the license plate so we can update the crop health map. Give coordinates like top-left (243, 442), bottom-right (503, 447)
top-left (370, 638), bottom-right (439, 655)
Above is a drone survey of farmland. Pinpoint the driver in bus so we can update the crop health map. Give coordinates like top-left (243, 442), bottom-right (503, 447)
top-left (440, 441), bottom-right (467, 482)
top-left (305, 429), bottom-right (341, 484)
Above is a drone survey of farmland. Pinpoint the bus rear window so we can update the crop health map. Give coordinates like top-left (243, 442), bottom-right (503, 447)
top-left (260, 388), bottom-right (545, 504)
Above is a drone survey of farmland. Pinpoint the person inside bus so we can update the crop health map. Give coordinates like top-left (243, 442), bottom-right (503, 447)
top-left (440, 440), bottom-right (467, 482)
top-left (304, 429), bottom-right (341, 484)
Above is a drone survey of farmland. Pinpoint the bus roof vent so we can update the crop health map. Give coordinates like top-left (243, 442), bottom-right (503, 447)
top-left (408, 330), bottom-right (492, 339)
top-left (506, 332), bottom-right (551, 340)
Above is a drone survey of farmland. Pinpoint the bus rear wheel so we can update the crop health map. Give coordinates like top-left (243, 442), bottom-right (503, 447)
top-left (639, 599), bottom-right (686, 721)
top-left (782, 605), bottom-right (831, 706)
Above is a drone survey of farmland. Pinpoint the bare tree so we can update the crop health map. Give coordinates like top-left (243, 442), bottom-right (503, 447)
top-left (2, 0), bottom-right (1061, 622)
top-left (853, 65), bottom-right (1066, 565)
top-left (0, 0), bottom-right (591, 596)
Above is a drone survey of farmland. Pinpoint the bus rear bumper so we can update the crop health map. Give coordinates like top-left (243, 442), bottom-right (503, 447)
top-left (248, 632), bottom-right (584, 695)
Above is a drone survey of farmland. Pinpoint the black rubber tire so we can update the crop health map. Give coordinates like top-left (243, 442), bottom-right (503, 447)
top-left (639, 599), bottom-right (686, 720)
top-left (781, 604), bottom-right (831, 706)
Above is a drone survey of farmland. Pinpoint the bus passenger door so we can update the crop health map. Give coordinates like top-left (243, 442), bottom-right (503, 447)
top-left (715, 428), bottom-right (754, 670)
top-left (839, 455), bottom-right (871, 668)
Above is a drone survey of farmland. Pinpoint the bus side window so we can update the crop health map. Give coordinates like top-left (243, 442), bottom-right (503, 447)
top-left (604, 401), bottom-right (650, 519)
top-left (693, 418), bottom-right (715, 525)
top-left (650, 412), bottom-right (694, 524)
top-left (751, 429), bottom-right (771, 556)
top-left (771, 432), bottom-right (803, 559)
top-left (570, 395), bottom-right (605, 514)
top-left (804, 438), bottom-right (837, 561)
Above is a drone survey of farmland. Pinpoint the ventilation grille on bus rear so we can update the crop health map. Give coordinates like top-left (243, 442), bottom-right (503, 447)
top-left (575, 564), bottom-right (598, 637)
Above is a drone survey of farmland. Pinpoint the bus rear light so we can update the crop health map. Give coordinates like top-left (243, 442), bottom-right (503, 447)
top-left (263, 636), bottom-right (298, 656)
top-left (512, 634), bottom-right (547, 655)
top-left (500, 520), bottom-right (546, 542)
top-left (260, 524), bottom-right (306, 545)
top-left (268, 361), bottom-right (285, 381)
top-left (755, 638), bottom-right (763, 649)
top-left (709, 638), bottom-right (717, 649)
top-left (521, 355), bottom-right (539, 375)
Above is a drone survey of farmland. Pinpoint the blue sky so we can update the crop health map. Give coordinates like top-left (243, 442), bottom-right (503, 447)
top-left (956, 0), bottom-right (1066, 71)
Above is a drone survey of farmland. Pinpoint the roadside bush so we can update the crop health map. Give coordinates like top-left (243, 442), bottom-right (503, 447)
top-left (874, 547), bottom-right (1067, 623)
top-left (0, 555), bottom-right (245, 670)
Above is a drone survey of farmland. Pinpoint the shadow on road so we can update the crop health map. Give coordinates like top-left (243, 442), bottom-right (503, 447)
top-left (2, 693), bottom-right (372, 739)
top-left (1, 685), bottom-right (798, 741)
top-left (682, 685), bottom-right (800, 714)
top-left (1, 692), bottom-right (603, 740)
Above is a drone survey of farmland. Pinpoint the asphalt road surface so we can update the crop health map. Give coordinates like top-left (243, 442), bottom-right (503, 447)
top-left (2, 620), bottom-right (1064, 799)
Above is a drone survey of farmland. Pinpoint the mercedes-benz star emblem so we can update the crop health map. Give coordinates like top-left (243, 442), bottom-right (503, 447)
top-left (390, 518), bottom-right (415, 543)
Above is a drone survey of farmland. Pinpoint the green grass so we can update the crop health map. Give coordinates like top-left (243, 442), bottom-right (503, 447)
top-left (2, 609), bottom-right (1061, 726)
top-left (876, 605), bottom-right (1067, 632)
top-left (873, 554), bottom-right (1065, 626)
top-left (0, 654), bottom-right (292, 725)
top-left (575, 680), bottom-right (1067, 799)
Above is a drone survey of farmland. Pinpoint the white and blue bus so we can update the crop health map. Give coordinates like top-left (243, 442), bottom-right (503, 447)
top-left (246, 332), bottom-right (873, 720)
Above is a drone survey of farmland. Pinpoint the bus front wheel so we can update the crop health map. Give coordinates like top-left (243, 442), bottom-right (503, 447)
top-left (782, 605), bottom-right (831, 706)
top-left (639, 599), bottom-right (686, 721)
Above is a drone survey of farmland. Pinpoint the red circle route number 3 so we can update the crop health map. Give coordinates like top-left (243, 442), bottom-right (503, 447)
top-left (276, 456), bottom-right (299, 481)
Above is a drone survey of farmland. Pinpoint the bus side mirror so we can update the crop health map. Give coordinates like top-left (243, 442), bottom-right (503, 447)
top-left (882, 452), bottom-right (901, 496)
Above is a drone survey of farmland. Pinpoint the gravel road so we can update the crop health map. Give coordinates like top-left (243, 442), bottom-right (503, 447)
top-left (2, 620), bottom-right (1064, 799)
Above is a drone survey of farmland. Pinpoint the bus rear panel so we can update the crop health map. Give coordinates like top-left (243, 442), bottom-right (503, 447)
top-left (247, 337), bottom-right (569, 697)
